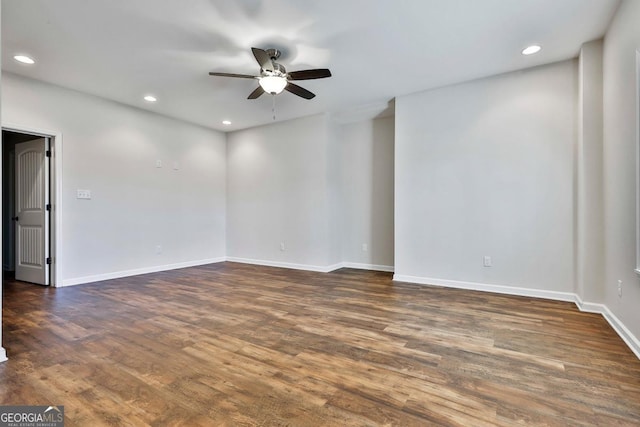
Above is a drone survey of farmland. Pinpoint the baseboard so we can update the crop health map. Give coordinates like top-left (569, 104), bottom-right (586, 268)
top-left (392, 274), bottom-right (575, 302)
top-left (59, 257), bottom-right (396, 286)
top-left (226, 257), bottom-right (342, 273)
top-left (60, 257), bottom-right (226, 287)
top-left (341, 262), bottom-right (395, 272)
top-left (0, 347), bottom-right (7, 363)
top-left (600, 306), bottom-right (640, 360)
top-left (394, 273), bottom-right (640, 360)
top-left (566, 296), bottom-right (639, 359)
top-left (225, 258), bottom-right (395, 274)
top-left (573, 294), bottom-right (606, 313)
top-left (325, 262), bottom-right (344, 272)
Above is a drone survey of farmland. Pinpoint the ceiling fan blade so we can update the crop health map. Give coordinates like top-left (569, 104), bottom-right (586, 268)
top-left (287, 69), bottom-right (332, 80)
top-left (209, 72), bottom-right (258, 79)
top-left (285, 82), bottom-right (316, 99)
top-left (251, 47), bottom-right (274, 72)
top-left (247, 86), bottom-right (265, 99)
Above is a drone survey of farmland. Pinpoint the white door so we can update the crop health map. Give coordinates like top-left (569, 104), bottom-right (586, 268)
top-left (15, 138), bottom-right (49, 285)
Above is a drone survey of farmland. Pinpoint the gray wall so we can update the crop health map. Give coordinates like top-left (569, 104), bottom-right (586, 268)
top-left (394, 60), bottom-right (576, 293)
top-left (602, 0), bottom-right (640, 348)
top-left (226, 114), bottom-right (335, 269)
top-left (576, 40), bottom-right (604, 304)
top-left (2, 73), bottom-right (227, 285)
top-left (339, 116), bottom-right (394, 269)
top-left (226, 113), bottom-right (396, 272)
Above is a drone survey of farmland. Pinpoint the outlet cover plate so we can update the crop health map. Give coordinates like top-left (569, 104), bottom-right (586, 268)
top-left (77, 189), bottom-right (91, 199)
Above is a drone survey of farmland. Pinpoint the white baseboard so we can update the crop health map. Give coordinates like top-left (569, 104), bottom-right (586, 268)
top-left (573, 295), bottom-right (640, 357)
top-left (573, 294), bottom-right (606, 313)
top-left (341, 262), bottom-right (395, 272)
top-left (325, 262), bottom-right (344, 272)
top-left (394, 274), bottom-right (640, 360)
top-left (393, 274), bottom-right (576, 302)
top-left (226, 257), bottom-right (342, 273)
top-left (59, 257), bottom-right (395, 287)
top-left (0, 347), bottom-right (7, 363)
top-left (60, 257), bottom-right (226, 287)
top-left (600, 306), bottom-right (640, 360)
top-left (225, 258), bottom-right (395, 274)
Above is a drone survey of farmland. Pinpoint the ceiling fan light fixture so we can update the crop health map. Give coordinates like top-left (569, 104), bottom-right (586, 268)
top-left (259, 76), bottom-right (288, 95)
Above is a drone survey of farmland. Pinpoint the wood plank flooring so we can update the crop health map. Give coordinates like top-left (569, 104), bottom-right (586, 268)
top-left (1, 262), bottom-right (639, 426)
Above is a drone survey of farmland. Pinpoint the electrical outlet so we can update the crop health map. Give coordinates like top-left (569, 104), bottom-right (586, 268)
top-left (76, 189), bottom-right (91, 199)
top-left (280, 242), bottom-right (285, 251)
top-left (155, 245), bottom-right (162, 255)
top-left (155, 159), bottom-right (162, 168)
top-left (362, 243), bottom-right (368, 252)
top-left (618, 280), bottom-right (622, 297)
top-left (483, 256), bottom-right (492, 267)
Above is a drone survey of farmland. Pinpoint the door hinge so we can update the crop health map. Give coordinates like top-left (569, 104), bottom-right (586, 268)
top-left (46, 257), bottom-right (52, 265)
top-left (46, 204), bottom-right (52, 211)
top-left (46, 150), bottom-right (51, 157)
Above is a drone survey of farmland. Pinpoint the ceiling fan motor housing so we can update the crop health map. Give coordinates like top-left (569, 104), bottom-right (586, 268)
top-left (265, 48), bottom-right (282, 60)
top-left (267, 62), bottom-right (287, 77)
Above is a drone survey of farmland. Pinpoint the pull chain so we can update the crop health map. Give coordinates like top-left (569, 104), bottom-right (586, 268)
top-left (272, 95), bottom-right (276, 121)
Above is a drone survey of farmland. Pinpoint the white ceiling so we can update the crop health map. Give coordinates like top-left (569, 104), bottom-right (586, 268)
top-left (2, 0), bottom-right (620, 131)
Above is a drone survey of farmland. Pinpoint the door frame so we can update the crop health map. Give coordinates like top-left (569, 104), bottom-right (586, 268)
top-left (2, 123), bottom-right (62, 287)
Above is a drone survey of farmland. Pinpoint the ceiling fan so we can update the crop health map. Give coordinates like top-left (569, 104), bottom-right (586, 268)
top-left (209, 47), bottom-right (331, 100)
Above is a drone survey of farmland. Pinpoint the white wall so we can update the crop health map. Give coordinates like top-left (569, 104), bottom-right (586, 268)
top-left (602, 0), bottom-right (640, 346)
top-left (226, 114), bottom-right (335, 270)
top-left (227, 113), bottom-right (396, 272)
top-left (2, 73), bottom-right (226, 285)
top-left (395, 61), bottom-right (576, 294)
top-left (339, 116), bottom-right (394, 269)
top-left (326, 119), bottom-right (343, 266)
top-left (576, 40), bottom-right (605, 304)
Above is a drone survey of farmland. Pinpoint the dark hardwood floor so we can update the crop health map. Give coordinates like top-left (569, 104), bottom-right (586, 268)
top-left (1, 262), bottom-right (639, 426)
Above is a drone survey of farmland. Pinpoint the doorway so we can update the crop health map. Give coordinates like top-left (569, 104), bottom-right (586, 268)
top-left (2, 129), bottom-right (56, 286)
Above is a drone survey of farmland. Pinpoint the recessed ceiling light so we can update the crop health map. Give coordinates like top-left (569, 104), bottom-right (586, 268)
top-left (522, 45), bottom-right (542, 55)
top-left (222, 120), bottom-right (232, 125)
top-left (143, 95), bottom-right (157, 102)
top-left (14, 55), bottom-right (35, 64)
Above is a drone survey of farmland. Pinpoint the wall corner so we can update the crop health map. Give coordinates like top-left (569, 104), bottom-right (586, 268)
top-left (575, 38), bottom-right (605, 304)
